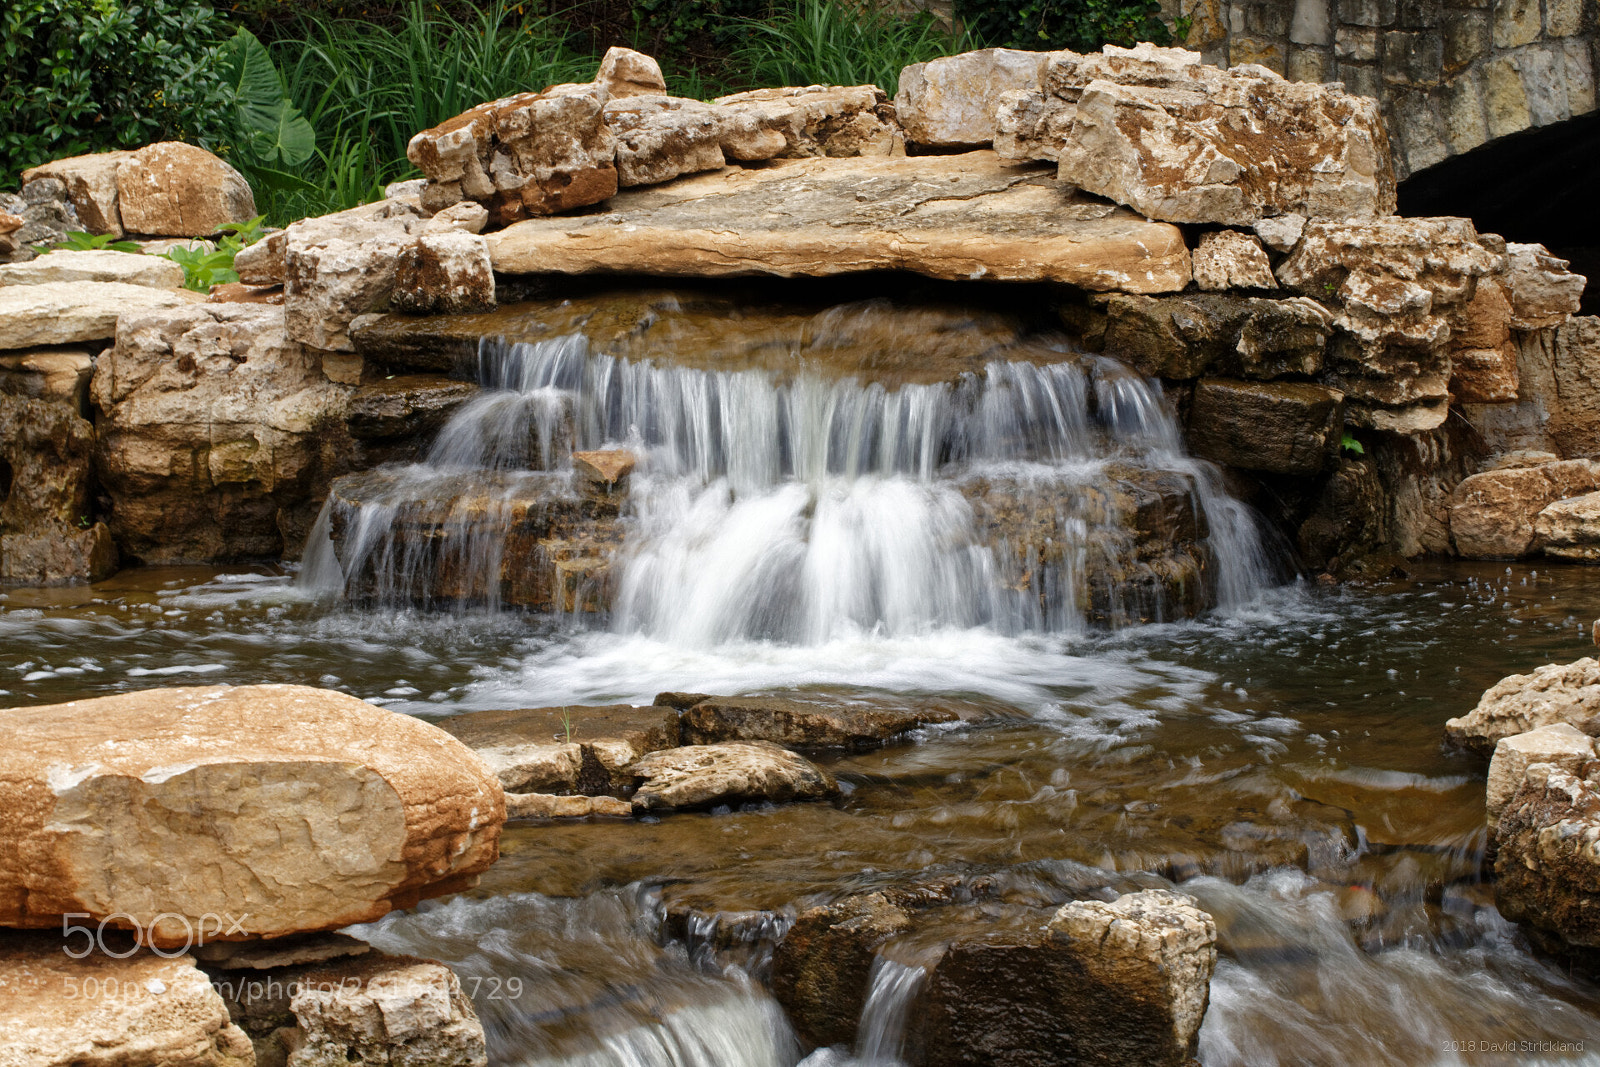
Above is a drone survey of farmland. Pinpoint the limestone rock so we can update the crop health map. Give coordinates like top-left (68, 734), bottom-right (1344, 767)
top-left (1186, 378), bottom-right (1344, 475)
top-left (1192, 230), bottom-right (1276, 290)
top-left (115, 143), bottom-right (256, 237)
top-left (0, 281), bottom-right (201, 349)
top-left (1503, 243), bottom-right (1586, 330)
top-left (0, 393), bottom-right (117, 584)
top-left (286, 954), bottom-right (487, 1067)
top-left (443, 702), bottom-right (679, 794)
top-left (1253, 212), bottom-right (1306, 253)
top-left (1486, 723), bottom-right (1596, 830)
top-left (0, 348), bottom-right (94, 409)
top-left (603, 95), bottom-right (735, 187)
top-left (234, 231), bottom-right (287, 286)
top-left (1536, 491), bottom-right (1600, 561)
top-left (346, 375), bottom-right (479, 440)
top-left (1091, 292), bottom-right (1331, 380)
top-left (469, 740), bottom-right (584, 794)
top-left (573, 449), bottom-right (636, 489)
top-left (996, 43), bottom-right (1394, 225)
top-left (423, 201), bottom-right (489, 235)
top-left (1449, 279), bottom-right (1519, 402)
top-left (681, 695), bottom-right (956, 748)
top-left (505, 792), bottom-right (633, 818)
top-left (629, 741), bottom-right (838, 812)
top-left (0, 248), bottom-right (184, 289)
top-left (1445, 657), bottom-right (1600, 755)
top-left (1493, 764), bottom-right (1600, 954)
top-left (896, 48), bottom-right (1055, 146)
top-left (406, 83), bottom-right (618, 227)
top-left (283, 201), bottom-right (425, 352)
top-left (594, 46), bottom-right (667, 100)
top-left (1449, 459), bottom-right (1600, 559)
top-left (0, 933), bottom-right (254, 1067)
top-left (712, 85), bottom-right (901, 158)
top-left (993, 83), bottom-right (1079, 162)
top-left (0, 211), bottom-right (22, 235)
top-left (390, 231), bottom-right (495, 315)
top-left (21, 149), bottom-right (136, 236)
top-left (489, 152), bottom-right (1192, 292)
top-left (0, 684), bottom-right (504, 943)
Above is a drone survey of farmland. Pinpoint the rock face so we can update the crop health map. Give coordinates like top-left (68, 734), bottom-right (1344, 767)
top-left (489, 152), bottom-right (1192, 292)
top-left (1504, 244), bottom-right (1587, 330)
top-left (346, 376), bottom-right (479, 440)
top-left (1494, 764), bottom-right (1600, 956)
top-left (680, 695), bottom-right (956, 749)
top-left (0, 933), bottom-right (254, 1067)
top-left (1445, 657), bottom-right (1600, 755)
top-left (0, 394), bottom-right (117, 584)
top-left (996, 43), bottom-right (1394, 225)
top-left (628, 741), bottom-right (838, 812)
top-left (1486, 723), bottom-right (1596, 830)
top-left (0, 281), bottom-right (201, 349)
top-left (1535, 492), bottom-right (1600, 561)
top-left (0, 684), bottom-right (504, 944)
top-left (20, 150), bottom-right (135, 236)
top-left (115, 143), bottom-right (257, 237)
top-left (283, 201), bottom-right (425, 352)
top-left (897, 48), bottom-right (1055, 146)
top-left (1448, 280), bottom-right (1519, 403)
top-left (1448, 460), bottom-right (1600, 559)
top-left (0, 248), bottom-right (185, 289)
top-left (1185, 378), bottom-right (1345, 475)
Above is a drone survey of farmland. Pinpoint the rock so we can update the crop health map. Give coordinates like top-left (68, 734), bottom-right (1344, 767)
top-left (712, 85), bottom-right (901, 158)
top-left (1449, 279), bottom-right (1519, 402)
top-left (284, 201), bottom-right (426, 351)
top-left (1185, 378), bottom-right (1345, 475)
top-left (1486, 723), bottom-right (1596, 830)
top-left (1191, 230), bottom-right (1276, 291)
top-left (572, 449), bottom-right (636, 488)
top-left (594, 46), bottom-right (667, 99)
top-left (0, 211), bottom-right (22, 235)
top-left (195, 933), bottom-right (371, 971)
top-left (390, 231), bottom-right (495, 315)
top-left (896, 48), bottom-right (1054, 146)
top-left (442, 702), bottom-right (680, 794)
top-left (1503, 243), bottom-right (1586, 329)
top-left (1493, 764), bottom-right (1600, 956)
top-left (489, 151), bottom-right (1192, 292)
top-left (115, 143), bottom-right (256, 237)
top-left (681, 695), bottom-right (956, 749)
top-left (0, 932), bottom-right (254, 1067)
top-left (1536, 492), bottom-right (1600, 561)
top-left (505, 792), bottom-right (633, 818)
top-left (234, 231), bottom-right (287, 286)
top-left (92, 303), bottom-right (354, 563)
top-left (1090, 292), bottom-right (1331, 380)
top-left (629, 741), bottom-right (838, 812)
top-left (9, 178), bottom-right (77, 254)
top-left (771, 893), bottom-right (914, 1047)
top-left (603, 95), bottom-right (740, 187)
top-left (207, 282), bottom-right (285, 306)
top-left (1254, 212), bottom-right (1306, 253)
top-left (0, 683), bottom-right (504, 943)
top-left (20, 149), bottom-right (136, 236)
top-left (0, 394), bottom-right (117, 584)
top-left (1449, 459), bottom-right (1600, 559)
top-left (283, 954), bottom-right (487, 1067)
top-left (0, 348), bottom-right (94, 410)
top-left (995, 43), bottom-right (1394, 225)
top-left (346, 375), bottom-right (479, 440)
top-left (0, 248), bottom-right (185, 289)
top-left (0, 281), bottom-right (201, 349)
top-left (423, 201), bottom-right (489, 235)
top-left (467, 739), bottom-right (584, 794)
top-left (406, 83), bottom-right (618, 227)
top-left (1445, 657), bottom-right (1600, 755)
top-left (1, 524), bottom-right (118, 587)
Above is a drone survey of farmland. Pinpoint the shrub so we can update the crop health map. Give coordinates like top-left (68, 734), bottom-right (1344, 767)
top-left (954, 0), bottom-right (1179, 53)
top-left (727, 0), bottom-right (970, 97)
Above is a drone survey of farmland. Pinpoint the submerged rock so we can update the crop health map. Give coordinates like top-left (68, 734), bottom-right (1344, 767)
top-left (0, 684), bottom-right (504, 944)
top-left (681, 695), bottom-right (955, 749)
top-left (1445, 657), bottom-right (1600, 755)
top-left (0, 280), bottom-right (201, 349)
top-left (629, 741), bottom-right (838, 812)
top-left (1494, 764), bottom-right (1600, 959)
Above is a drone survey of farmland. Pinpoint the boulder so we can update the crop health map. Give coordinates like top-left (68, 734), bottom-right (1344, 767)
top-left (1536, 491), bottom-right (1600, 561)
top-left (1503, 243), bottom-right (1587, 330)
top-left (1185, 378), bottom-right (1344, 475)
top-left (994, 43), bottom-right (1394, 225)
top-left (406, 83), bottom-right (618, 226)
top-left (0, 684), bottom-right (504, 944)
top-left (390, 231), bottom-right (495, 315)
top-left (1191, 230), bottom-right (1276, 291)
top-left (681, 695), bottom-right (956, 748)
top-left (603, 95), bottom-right (739, 187)
top-left (282, 954), bottom-right (487, 1067)
top-left (594, 46), bottom-right (667, 100)
top-left (712, 84), bottom-right (901, 158)
top-left (1494, 764), bottom-right (1600, 955)
top-left (1486, 723), bottom-right (1596, 830)
top-left (0, 393), bottom-right (118, 584)
top-left (20, 149), bottom-right (136, 236)
top-left (115, 142), bottom-right (256, 237)
top-left (0, 248), bottom-right (184, 289)
top-left (0, 348), bottom-right (94, 410)
top-left (1090, 292), bottom-right (1331, 380)
top-left (441, 702), bottom-right (680, 794)
top-left (346, 375), bottom-right (479, 440)
top-left (1445, 657), bottom-right (1600, 755)
top-left (488, 151), bottom-right (1192, 292)
top-left (0, 932), bottom-right (254, 1067)
top-left (93, 303), bottom-right (355, 562)
top-left (283, 201), bottom-right (426, 352)
top-left (234, 231), bottom-right (287, 286)
top-left (1448, 460), bottom-right (1600, 559)
top-left (0, 281), bottom-right (201, 349)
top-left (896, 49), bottom-right (1055, 146)
top-left (771, 893), bottom-right (914, 1047)
top-left (629, 741), bottom-right (838, 812)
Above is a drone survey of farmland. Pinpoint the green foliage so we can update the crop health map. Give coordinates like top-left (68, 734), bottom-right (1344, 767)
top-left (1341, 432), bottom-right (1366, 456)
top-left (954, 0), bottom-right (1178, 52)
top-left (35, 231), bottom-right (144, 254)
top-left (163, 214), bottom-right (267, 291)
top-left (223, 28), bottom-right (316, 168)
top-left (0, 0), bottom-right (233, 187)
top-left (728, 0), bottom-right (970, 98)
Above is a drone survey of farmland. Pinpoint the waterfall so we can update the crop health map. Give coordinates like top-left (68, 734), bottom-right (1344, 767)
top-left (302, 304), bottom-right (1279, 636)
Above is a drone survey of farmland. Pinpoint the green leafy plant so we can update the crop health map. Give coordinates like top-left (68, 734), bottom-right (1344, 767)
top-left (1341, 432), bottom-right (1366, 456)
top-left (955, 0), bottom-right (1179, 52)
top-left (163, 214), bottom-right (268, 292)
top-left (224, 27), bottom-right (317, 171)
top-left (35, 231), bottom-right (144, 254)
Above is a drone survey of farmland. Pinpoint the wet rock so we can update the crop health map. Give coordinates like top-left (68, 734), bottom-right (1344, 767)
top-left (573, 449), bottom-right (635, 491)
top-left (1448, 459), bottom-right (1600, 559)
top-left (1092, 292), bottom-right (1331, 380)
top-left (1503, 244), bottom-right (1587, 330)
top-left (283, 200), bottom-right (426, 352)
top-left (390, 231), bottom-right (495, 315)
top-left (505, 792), bottom-right (633, 818)
top-left (594, 46), bottom-right (667, 100)
top-left (234, 231), bottom-right (287, 286)
top-left (441, 702), bottom-right (679, 793)
top-left (897, 48), bottom-right (1055, 147)
top-left (1535, 492), bottom-right (1600, 562)
top-left (1186, 378), bottom-right (1344, 476)
top-left (1493, 764), bottom-right (1600, 958)
top-left (0, 248), bottom-right (185, 289)
top-left (488, 151), bottom-right (1192, 292)
top-left (629, 741), bottom-right (838, 812)
top-left (406, 83), bottom-right (618, 227)
top-left (0, 281), bottom-right (201, 349)
top-left (0, 393), bottom-right (117, 584)
top-left (0, 932), bottom-right (254, 1067)
top-left (115, 142), bottom-right (256, 237)
top-left (996, 43), bottom-right (1394, 225)
top-left (20, 149), bottom-right (135, 236)
top-left (712, 85), bottom-right (901, 158)
top-left (0, 684), bottom-right (504, 943)
top-left (682, 695), bottom-right (955, 749)
top-left (196, 933), bottom-right (371, 971)
top-left (346, 375), bottom-right (479, 439)
top-left (1445, 657), bottom-right (1600, 755)
top-left (1486, 723), bottom-right (1597, 831)
top-left (1294, 454), bottom-right (1390, 574)
top-left (282, 953), bottom-right (487, 1067)
top-left (771, 893), bottom-right (915, 1047)
top-left (1192, 230), bottom-right (1276, 291)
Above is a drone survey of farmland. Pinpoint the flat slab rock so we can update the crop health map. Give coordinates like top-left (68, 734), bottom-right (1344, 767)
top-left (488, 151), bottom-right (1191, 292)
top-left (629, 740), bottom-right (838, 812)
top-left (0, 281), bottom-right (202, 349)
top-left (0, 248), bottom-right (185, 289)
top-left (441, 703), bottom-right (680, 795)
top-left (678, 694), bottom-right (958, 748)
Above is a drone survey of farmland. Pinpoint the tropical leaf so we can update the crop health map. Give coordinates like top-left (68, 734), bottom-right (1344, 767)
top-left (226, 27), bottom-right (315, 167)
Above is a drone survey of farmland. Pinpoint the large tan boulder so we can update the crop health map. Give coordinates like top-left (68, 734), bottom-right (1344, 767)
top-left (0, 933), bottom-right (254, 1067)
top-left (897, 48), bottom-right (1057, 147)
top-left (995, 43), bottom-right (1394, 225)
top-left (0, 281), bottom-right (201, 349)
top-left (0, 248), bottom-right (185, 289)
top-left (1445, 657), bottom-right (1600, 755)
top-left (1536, 491), bottom-right (1600, 561)
top-left (115, 143), bottom-right (257, 237)
top-left (1448, 460), bottom-right (1600, 559)
top-left (0, 684), bottom-right (504, 945)
top-left (1494, 764), bottom-right (1600, 955)
top-left (20, 149), bottom-right (136, 236)
top-left (488, 151), bottom-right (1192, 292)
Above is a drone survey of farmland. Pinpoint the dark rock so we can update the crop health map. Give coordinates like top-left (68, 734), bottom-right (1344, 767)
top-left (682, 695), bottom-right (957, 749)
top-left (1092, 293), bottom-right (1331, 381)
top-left (0, 393), bottom-right (117, 583)
top-left (1294, 455), bottom-right (1390, 573)
top-left (771, 893), bottom-right (915, 1047)
top-left (1493, 764), bottom-right (1600, 964)
top-left (654, 691), bottom-right (713, 710)
top-left (1187, 378), bottom-right (1345, 475)
top-left (347, 375), bottom-right (480, 440)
